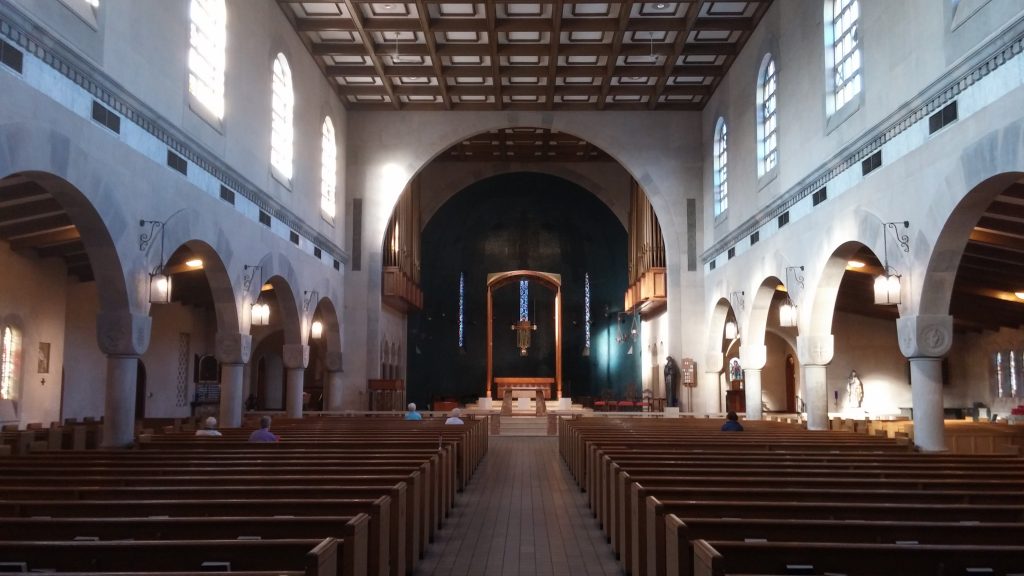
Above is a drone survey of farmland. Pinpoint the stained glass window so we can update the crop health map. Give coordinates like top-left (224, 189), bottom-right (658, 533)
top-left (584, 273), bottom-right (591, 350)
top-left (458, 273), bottom-right (465, 348)
top-left (519, 279), bottom-right (529, 321)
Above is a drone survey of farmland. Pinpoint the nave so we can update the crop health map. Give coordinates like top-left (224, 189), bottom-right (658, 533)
top-left (414, 437), bottom-right (621, 576)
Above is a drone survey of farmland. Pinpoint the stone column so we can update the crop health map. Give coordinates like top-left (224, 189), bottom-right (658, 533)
top-left (216, 332), bottom-right (252, 428)
top-left (701, 351), bottom-right (725, 414)
top-left (97, 312), bottom-right (151, 448)
top-left (283, 344), bottom-right (310, 419)
top-left (323, 350), bottom-right (344, 412)
top-left (898, 315), bottom-right (953, 452)
top-left (740, 344), bottom-right (767, 420)
top-left (797, 334), bottom-right (834, 431)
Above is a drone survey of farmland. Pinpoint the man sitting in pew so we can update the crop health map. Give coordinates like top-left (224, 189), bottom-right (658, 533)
top-left (248, 416), bottom-right (279, 442)
top-left (720, 411), bottom-right (743, 432)
top-left (195, 416), bottom-right (222, 437)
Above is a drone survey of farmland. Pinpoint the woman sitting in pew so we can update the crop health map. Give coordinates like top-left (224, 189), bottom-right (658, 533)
top-left (720, 411), bottom-right (744, 432)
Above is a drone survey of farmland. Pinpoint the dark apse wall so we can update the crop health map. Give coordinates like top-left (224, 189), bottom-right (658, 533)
top-left (407, 172), bottom-right (639, 408)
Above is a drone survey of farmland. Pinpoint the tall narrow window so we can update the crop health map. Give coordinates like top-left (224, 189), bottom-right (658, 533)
top-left (321, 116), bottom-right (337, 219)
top-left (583, 273), bottom-right (591, 352)
top-left (713, 119), bottom-right (728, 216)
top-left (758, 56), bottom-right (778, 176)
top-left (458, 273), bottom-right (465, 348)
top-left (271, 53), bottom-right (295, 183)
top-left (829, 0), bottom-right (861, 112)
top-left (188, 0), bottom-right (227, 120)
top-left (0, 326), bottom-right (20, 401)
top-left (519, 279), bottom-right (529, 321)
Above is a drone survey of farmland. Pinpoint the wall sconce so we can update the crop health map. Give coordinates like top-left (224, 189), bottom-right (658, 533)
top-left (874, 221), bottom-right (910, 306)
top-left (311, 320), bottom-right (324, 340)
top-left (139, 211), bottom-right (184, 305)
top-left (243, 265), bottom-right (270, 326)
top-left (779, 266), bottom-right (805, 327)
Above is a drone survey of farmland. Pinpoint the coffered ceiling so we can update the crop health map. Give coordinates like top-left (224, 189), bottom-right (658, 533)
top-left (277, 1), bottom-right (773, 111)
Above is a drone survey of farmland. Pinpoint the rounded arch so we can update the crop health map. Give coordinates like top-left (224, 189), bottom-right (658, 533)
top-left (919, 172), bottom-right (1024, 316)
top-left (3, 171), bottom-right (131, 315)
top-left (312, 296), bottom-right (342, 360)
top-left (161, 239), bottom-right (239, 334)
top-left (707, 296), bottom-right (736, 357)
top-left (807, 240), bottom-right (886, 337)
top-left (745, 275), bottom-right (785, 348)
top-left (264, 274), bottom-right (301, 346)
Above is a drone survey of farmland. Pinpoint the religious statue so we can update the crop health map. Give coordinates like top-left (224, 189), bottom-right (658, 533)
top-left (847, 369), bottom-right (864, 409)
top-left (664, 356), bottom-right (680, 407)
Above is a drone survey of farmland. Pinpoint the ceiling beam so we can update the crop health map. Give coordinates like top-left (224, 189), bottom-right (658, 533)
top-left (413, 0), bottom-right (452, 110)
top-left (969, 228), bottom-right (1024, 252)
top-left (596, 0), bottom-right (635, 110)
top-left (340, 0), bottom-right (400, 109)
top-left (545, 0), bottom-right (565, 109)
top-left (648, 0), bottom-right (706, 109)
top-left (8, 225), bottom-right (80, 250)
top-left (485, 0), bottom-right (502, 109)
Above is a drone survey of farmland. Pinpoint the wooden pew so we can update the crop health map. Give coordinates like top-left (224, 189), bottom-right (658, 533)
top-left (666, 516), bottom-right (1024, 576)
top-left (0, 514), bottom-right (369, 576)
top-left (692, 539), bottom-right (1024, 576)
top-left (0, 538), bottom-right (337, 575)
top-left (0, 498), bottom-right (390, 576)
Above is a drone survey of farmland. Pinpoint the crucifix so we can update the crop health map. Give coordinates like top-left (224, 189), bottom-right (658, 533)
top-left (512, 318), bottom-right (537, 356)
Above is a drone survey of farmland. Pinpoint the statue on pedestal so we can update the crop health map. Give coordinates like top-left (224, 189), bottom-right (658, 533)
top-left (847, 370), bottom-right (864, 409)
top-left (664, 356), bottom-right (679, 407)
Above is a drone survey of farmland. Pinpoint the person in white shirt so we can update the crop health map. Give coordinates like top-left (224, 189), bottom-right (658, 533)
top-left (195, 416), bottom-right (222, 437)
top-left (444, 408), bottom-right (464, 425)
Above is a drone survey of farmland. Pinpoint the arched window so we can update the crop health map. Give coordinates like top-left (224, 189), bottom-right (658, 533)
top-left (321, 116), bottom-right (337, 219)
top-left (188, 0), bottom-right (227, 120)
top-left (757, 55), bottom-right (778, 176)
top-left (271, 53), bottom-right (295, 183)
top-left (713, 118), bottom-right (728, 216)
top-left (0, 325), bottom-right (21, 401)
top-left (828, 0), bottom-right (861, 112)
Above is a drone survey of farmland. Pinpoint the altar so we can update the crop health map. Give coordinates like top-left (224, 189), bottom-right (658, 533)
top-left (493, 377), bottom-right (555, 399)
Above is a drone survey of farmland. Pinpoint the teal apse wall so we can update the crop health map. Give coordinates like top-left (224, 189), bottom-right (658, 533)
top-left (407, 172), bottom-right (639, 407)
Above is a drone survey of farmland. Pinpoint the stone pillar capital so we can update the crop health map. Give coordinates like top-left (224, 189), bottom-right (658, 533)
top-left (282, 344), bottom-right (310, 370)
top-left (97, 312), bottom-right (151, 356)
top-left (215, 332), bottom-right (252, 365)
top-left (797, 334), bottom-right (834, 366)
top-left (739, 344), bottom-right (767, 370)
top-left (898, 315), bottom-right (953, 359)
top-left (703, 351), bottom-right (724, 374)
top-left (324, 350), bottom-right (344, 372)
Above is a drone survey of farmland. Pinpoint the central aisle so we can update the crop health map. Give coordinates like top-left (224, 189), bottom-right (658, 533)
top-left (414, 436), bottom-right (623, 576)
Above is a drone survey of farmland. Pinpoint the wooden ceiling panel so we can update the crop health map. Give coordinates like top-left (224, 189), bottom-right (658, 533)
top-left (278, 0), bottom-right (773, 110)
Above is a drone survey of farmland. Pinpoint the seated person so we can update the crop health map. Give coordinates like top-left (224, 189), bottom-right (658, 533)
top-left (720, 411), bottom-right (744, 432)
top-left (405, 402), bottom-right (423, 421)
top-left (195, 416), bottom-right (222, 437)
top-left (248, 415), bottom-right (279, 442)
top-left (444, 407), bottom-right (465, 425)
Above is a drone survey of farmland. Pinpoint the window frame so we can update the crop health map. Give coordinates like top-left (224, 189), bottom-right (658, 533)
top-left (187, 0), bottom-right (227, 129)
top-left (320, 115), bottom-right (338, 223)
top-left (824, 0), bottom-right (863, 131)
top-left (755, 53), bottom-right (779, 184)
top-left (0, 324), bottom-right (21, 402)
top-left (270, 52), bottom-right (295, 188)
top-left (713, 117), bottom-right (729, 218)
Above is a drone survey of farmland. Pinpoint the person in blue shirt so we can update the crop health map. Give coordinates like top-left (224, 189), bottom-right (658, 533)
top-left (404, 402), bottom-right (423, 421)
top-left (248, 415), bottom-right (279, 442)
top-left (721, 411), bottom-right (744, 432)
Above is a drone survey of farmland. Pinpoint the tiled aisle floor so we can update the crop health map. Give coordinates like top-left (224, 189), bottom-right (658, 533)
top-left (414, 436), bottom-right (623, 576)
